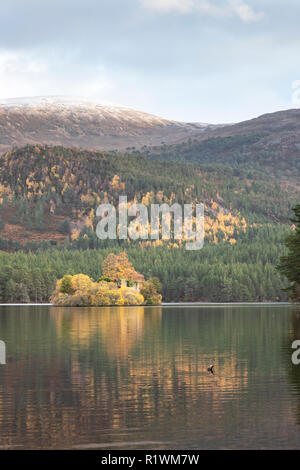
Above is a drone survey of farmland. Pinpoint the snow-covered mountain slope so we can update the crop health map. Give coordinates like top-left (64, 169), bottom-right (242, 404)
top-left (0, 96), bottom-right (215, 152)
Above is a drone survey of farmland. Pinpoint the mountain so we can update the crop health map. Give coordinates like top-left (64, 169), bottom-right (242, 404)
top-left (147, 109), bottom-right (300, 183)
top-left (186, 108), bottom-right (300, 140)
top-left (1, 97), bottom-right (300, 183)
top-left (0, 96), bottom-right (216, 153)
top-left (0, 99), bottom-right (299, 303)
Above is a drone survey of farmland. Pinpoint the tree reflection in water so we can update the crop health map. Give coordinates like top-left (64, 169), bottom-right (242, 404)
top-left (0, 304), bottom-right (299, 449)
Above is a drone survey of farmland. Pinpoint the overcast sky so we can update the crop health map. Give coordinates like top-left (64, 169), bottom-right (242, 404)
top-left (0, 0), bottom-right (299, 123)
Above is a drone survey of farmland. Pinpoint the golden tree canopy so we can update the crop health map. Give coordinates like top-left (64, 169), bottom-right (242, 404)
top-left (102, 252), bottom-right (144, 283)
top-left (50, 272), bottom-right (144, 306)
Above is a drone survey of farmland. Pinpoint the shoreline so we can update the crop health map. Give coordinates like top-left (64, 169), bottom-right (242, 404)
top-left (0, 302), bottom-right (293, 307)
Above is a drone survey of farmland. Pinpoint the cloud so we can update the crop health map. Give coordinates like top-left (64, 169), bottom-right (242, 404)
top-left (0, 51), bottom-right (112, 100)
top-left (229, 0), bottom-right (264, 23)
top-left (140, 0), bottom-right (264, 23)
top-left (140, 0), bottom-right (194, 13)
top-left (0, 1), bottom-right (298, 123)
top-left (0, 52), bottom-right (48, 98)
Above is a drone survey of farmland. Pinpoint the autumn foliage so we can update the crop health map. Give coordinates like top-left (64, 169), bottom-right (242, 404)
top-left (50, 252), bottom-right (161, 306)
top-left (50, 273), bottom-right (144, 306)
top-left (102, 252), bottom-right (144, 283)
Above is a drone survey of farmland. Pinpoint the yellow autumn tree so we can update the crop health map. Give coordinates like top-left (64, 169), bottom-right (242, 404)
top-left (50, 273), bottom-right (144, 306)
top-left (102, 252), bottom-right (144, 283)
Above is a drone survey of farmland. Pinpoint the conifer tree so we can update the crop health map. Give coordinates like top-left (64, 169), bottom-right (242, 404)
top-left (278, 205), bottom-right (300, 302)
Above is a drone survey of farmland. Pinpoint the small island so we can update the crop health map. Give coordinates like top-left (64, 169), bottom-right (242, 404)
top-left (50, 252), bottom-right (162, 306)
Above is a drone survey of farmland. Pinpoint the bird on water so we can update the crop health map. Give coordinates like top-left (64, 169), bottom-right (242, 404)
top-left (207, 364), bottom-right (215, 374)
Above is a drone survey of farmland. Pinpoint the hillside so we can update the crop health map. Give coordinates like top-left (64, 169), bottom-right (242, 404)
top-left (0, 144), bottom-right (296, 303)
top-left (147, 109), bottom-right (300, 183)
top-left (1, 98), bottom-right (300, 184)
top-left (0, 144), bottom-right (298, 247)
top-left (0, 97), bottom-right (215, 153)
top-left (1, 96), bottom-right (300, 188)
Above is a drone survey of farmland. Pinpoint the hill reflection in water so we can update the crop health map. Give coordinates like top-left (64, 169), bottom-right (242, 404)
top-left (0, 304), bottom-right (299, 449)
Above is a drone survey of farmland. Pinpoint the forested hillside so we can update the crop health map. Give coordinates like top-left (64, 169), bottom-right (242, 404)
top-left (0, 144), bottom-right (297, 302)
top-left (142, 133), bottom-right (300, 183)
top-left (0, 225), bottom-right (290, 303)
top-left (145, 109), bottom-right (300, 184)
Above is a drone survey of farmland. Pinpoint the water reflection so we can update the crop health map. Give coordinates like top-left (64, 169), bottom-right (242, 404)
top-left (0, 305), bottom-right (299, 449)
top-left (286, 308), bottom-right (300, 426)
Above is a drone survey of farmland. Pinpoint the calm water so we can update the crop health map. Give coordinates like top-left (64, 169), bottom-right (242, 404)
top-left (0, 304), bottom-right (300, 450)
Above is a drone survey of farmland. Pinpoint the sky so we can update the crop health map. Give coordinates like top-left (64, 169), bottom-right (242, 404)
top-left (0, 0), bottom-right (300, 123)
